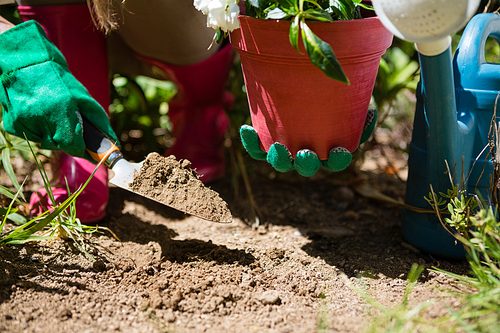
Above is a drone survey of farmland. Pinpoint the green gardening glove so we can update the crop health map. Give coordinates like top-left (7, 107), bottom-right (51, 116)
top-left (240, 109), bottom-right (377, 176)
top-left (241, 124), bottom-right (352, 176)
top-left (0, 20), bottom-right (119, 162)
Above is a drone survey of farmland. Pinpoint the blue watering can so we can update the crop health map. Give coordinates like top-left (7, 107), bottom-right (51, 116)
top-left (372, 0), bottom-right (500, 258)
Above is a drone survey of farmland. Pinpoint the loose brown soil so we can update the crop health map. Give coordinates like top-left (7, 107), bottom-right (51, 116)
top-left (130, 153), bottom-right (233, 223)
top-left (0, 133), bottom-right (471, 333)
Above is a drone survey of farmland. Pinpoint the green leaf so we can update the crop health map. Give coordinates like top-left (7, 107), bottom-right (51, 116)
top-left (357, 2), bottom-right (373, 11)
top-left (0, 182), bottom-right (25, 238)
top-left (1, 140), bottom-right (104, 245)
top-left (247, 0), bottom-right (261, 8)
top-left (5, 212), bottom-right (27, 225)
top-left (0, 191), bottom-right (79, 244)
top-left (340, 0), bottom-right (356, 17)
top-left (300, 21), bottom-right (349, 84)
top-left (258, 0), bottom-right (270, 9)
top-left (289, 16), bottom-right (300, 52)
top-left (213, 27), bottom-right (225, 45)
top-left (0, 185), bottom-right (23, 204)
top-left (6, 235), bottom-right (52, 244)
top-left (276, 0), bottom-right (295, 8)
top-left (330, 0), bottom-right (354, 20)
top-left (0, 207), bottom-right (17, 216)
top-left (0, 128), bottom-right (8, 146)
top-left (302, 8), bottom-right (334, 22)
top-left (392, 61), bottom-right (419, 87)
top-left (247, 0), bottom-right (269, 10)
top-left (267, 8), bottom-right (289, 20)
top-left (1, 148), bottom-right (24, 200)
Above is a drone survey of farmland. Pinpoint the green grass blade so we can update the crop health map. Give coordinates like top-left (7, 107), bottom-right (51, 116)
top-left (1, 148), bottom-right (24, 200)
top-left (0, 185), bottom-right (24, 204)
top-left (0, 189), bottom-right (81, 243)
top-left (6, 234), bottom-right (53, 244)
top-left (1, 141), bottom-right (104, 244)
top-left (4, 211), bottom-right (26, 225)
top-left (0, 177), bottom-right (27, 236)
top-left (61, 223), bottom-right (95, 261)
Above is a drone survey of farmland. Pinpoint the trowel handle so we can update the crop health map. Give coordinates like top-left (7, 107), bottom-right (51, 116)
top-left (82, 117), bottom-right (121, 167)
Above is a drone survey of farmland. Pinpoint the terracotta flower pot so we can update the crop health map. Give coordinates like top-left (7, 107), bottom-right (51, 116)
top-left (230, 15), bottom-right (393, 161)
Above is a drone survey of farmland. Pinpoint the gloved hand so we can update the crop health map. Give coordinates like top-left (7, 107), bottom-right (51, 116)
top-left (240, 109), bottom-right (377, 177)
top-left (0, 20), bottom-right (119, 162)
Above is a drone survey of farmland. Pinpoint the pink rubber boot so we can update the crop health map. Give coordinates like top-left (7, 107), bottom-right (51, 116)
top-left (18, 4), bottom-right (110, 223)
top-left (135, 43), bottom-right (234, 183)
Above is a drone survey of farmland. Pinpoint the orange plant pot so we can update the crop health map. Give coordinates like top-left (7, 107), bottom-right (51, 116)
top-left (230, 15), bottom-right (393, 160)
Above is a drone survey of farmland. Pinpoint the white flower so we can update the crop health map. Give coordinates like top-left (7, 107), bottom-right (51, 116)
top-left (197, 0), bottom-right (240, 32)
top-left (194, 0), bottom-right (212, 15)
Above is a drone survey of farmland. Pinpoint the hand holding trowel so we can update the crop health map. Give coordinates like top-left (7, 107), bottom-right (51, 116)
top-left (82, 117), bottom-right (233, 223)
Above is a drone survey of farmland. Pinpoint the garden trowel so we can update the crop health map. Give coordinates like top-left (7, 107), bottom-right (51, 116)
top-left (81, 117), bottom-right (233, 223)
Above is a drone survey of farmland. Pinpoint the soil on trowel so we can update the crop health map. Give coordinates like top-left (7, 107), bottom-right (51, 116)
top-left (129, 152), bottom-right (233, 223)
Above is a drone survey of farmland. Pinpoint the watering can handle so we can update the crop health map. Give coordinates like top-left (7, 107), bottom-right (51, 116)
top-left (455, 13), bottom-right (500, 87)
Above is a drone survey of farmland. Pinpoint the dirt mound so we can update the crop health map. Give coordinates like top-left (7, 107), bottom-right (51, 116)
top-left (130, 153), bottom-right (233, 223)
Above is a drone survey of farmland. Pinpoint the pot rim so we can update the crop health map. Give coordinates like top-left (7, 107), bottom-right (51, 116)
top-left (231, 14), bottom-right (393, 58)
top-left (237, 14), bottom-right (384, 28)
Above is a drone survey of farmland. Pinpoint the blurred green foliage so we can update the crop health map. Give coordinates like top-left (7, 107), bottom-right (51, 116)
top-left (109, 75), bottom-right (177, 162)
top-left (0, 4), bottom-right (21, 25)
top-left (373, 42), bottom-right (419, 113)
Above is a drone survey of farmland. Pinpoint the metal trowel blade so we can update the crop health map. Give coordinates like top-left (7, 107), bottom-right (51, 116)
top-left (108, 158), bottom-right (233, 223)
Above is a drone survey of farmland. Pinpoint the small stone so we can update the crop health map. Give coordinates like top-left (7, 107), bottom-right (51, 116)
top-left (92, 260), bottom-right (107, 272)
top-left (266, 248), bottom-right (285, 260)
top-left (257, 225), bottom-right (267, 235)
top-left (258, 290), bottom-right (280, 305)
top-left (139, 300), bottom-right (150, 311)
top-left (297, 208), bottom-right (308, 216)
top-left (164, 309), bottom-right (176, 323)
top-left (57, 307), bottom-right (72, 321)
top-left (180, 159), bottom-right (192, 168)
top-left (240, 274), bottom-right (255, 288)
top-left (333, 186), bottom-right (355, 201)
top-left (341, 210), bottom-right (360, 221)
top-left (150, 293), bottom-right (163, 309)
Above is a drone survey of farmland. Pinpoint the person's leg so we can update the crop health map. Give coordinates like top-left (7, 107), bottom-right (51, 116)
top-left (16, 0), bottom-right (110, 223)
top-left (108, 0), bottom-right (234, 182)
